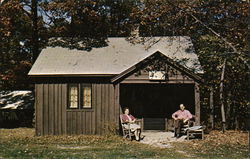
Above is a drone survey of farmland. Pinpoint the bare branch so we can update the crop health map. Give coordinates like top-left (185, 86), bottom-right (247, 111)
top-left (166, 0), bottom-right (250, 68)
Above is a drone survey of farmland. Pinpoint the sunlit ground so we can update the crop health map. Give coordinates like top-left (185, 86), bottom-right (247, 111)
top-left (0, 128), bottom-right (248, 159)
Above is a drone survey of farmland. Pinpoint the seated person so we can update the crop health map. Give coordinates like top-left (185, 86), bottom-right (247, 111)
top-left (172, 104), bottom-right (193, 138)
top-left (121, 107), bottom-right (141, 141)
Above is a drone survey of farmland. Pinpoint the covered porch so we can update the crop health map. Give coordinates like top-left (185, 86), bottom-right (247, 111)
top-left (120, 83), bottom-right (197, 131)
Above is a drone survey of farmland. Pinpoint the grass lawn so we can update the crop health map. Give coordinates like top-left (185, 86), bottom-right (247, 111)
top-left (0, 128), bottom-right (248, 159)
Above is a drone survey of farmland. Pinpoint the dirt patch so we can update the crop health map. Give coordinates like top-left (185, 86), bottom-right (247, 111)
top-left (140, 131), bottom-right (188, 148)
top-left (57, 145), bottom-right (91, 149)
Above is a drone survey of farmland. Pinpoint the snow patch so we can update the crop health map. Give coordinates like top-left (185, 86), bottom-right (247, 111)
top-left (0, 91), bottom-right (34, 110)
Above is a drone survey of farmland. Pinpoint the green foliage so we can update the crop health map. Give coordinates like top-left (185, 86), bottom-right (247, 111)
top-left (195, 35), bottom-right (250, 129)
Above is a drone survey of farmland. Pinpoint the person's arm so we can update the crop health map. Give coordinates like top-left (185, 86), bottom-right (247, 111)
top-left (121, 115), bottom-right (129, 123)
top-left (130, 115), bottom-right (136, 123)
top-left (172, 111), bottom-right (178, 120)
top-left (184, 110), bottom-right (193, 123)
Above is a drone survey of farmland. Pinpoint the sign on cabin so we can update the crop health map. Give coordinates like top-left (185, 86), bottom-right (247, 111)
top-left (149, 71), bottom-right (166, 80)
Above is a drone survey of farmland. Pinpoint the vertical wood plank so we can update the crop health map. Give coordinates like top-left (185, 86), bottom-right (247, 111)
top-left (104, 84), bottom-right (109, 134)
top-left (43, 84), bottom-right (49, 135)
top-left (91, 112), bottom-right (94, 134)
top-left (109, 84), bottom-right (115, 122)
top-left (54, 84), bottom-right (58, 135)
top-left (58, 84), bottom-right (62, 135)
top-left (103, 84), bottom-right (106, 133)
top-left (49, 84), bottom-right (54, 135)
top-left (96, 84), bottom-right (101, 134)
top-left (66, 112), bottom-right (71, 135)
top-left (88, 111), bottom-right (91, 134)
top-left (99, 84), bottom-right (103, 134)
top-left (75, 111), bottom-right (78, 135)
top-left (86, 112), bottom-right (91, 134)
top-left (80, 111), bottom-right (83, 134)
top-left (195, 82), bottom-right (200, 125)
top-left (72, 112), bottom-right (76, 135)
top-left (35, 84), bottom-right (43, 136)
top-left (92, 84), bottom-right (96, 134)
top-left (77, 112), bottom-right (81, 134)
top-left (62, 84), bottom-right (67, 134)
top-left (83, 111), bottom-right (86, 134)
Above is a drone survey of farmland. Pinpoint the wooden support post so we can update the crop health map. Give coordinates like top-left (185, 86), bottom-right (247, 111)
top-left (114, 84), bottom-right (120, 129)
top-left (141, 118), bottom-right (144, 131)
top-left (195, 82), bottom-right (200, 125)
top-left (165, 118), bottom-right (168, 131)
top-left (210, 87), bottom-right (214, 129)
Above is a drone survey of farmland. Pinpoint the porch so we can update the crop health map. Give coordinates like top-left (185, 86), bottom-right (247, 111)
top-left (120, 83), bottom-right (198, 131)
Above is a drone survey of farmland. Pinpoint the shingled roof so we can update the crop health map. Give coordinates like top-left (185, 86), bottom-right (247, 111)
top-left (28, 36), bottom-right (203, 76)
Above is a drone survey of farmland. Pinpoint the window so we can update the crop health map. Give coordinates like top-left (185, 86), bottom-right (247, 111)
top-left (68, 84), bottom-right (92, 109)
top-left (69, 84), bottom-right (78, 108)
top-left (81, 84), bottom-right (92, 108)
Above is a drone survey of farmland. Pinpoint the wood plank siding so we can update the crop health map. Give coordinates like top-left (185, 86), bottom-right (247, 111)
top-left (35, 83), bottom-right (119, 135)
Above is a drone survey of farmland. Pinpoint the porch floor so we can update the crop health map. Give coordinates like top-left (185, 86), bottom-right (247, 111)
top-left (140, 131), bottom-right (187, 148)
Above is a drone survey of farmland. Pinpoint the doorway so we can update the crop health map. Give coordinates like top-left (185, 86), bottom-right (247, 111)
top-left (120, 83), bottom-right (195, 130)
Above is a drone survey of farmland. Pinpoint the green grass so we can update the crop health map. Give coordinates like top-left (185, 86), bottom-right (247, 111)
top-left (172, 142), bottom-right (248, 159)
top-left (0, 128), bottom-right (248, 159)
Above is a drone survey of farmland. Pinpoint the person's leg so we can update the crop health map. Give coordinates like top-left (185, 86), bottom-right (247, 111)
top-left (137, 129), bottom-right (142, 140)
top-left (176, 120), bottom-right (183, 137)
top-left (174, 120), bottom-right (180, 137)
top-left (135, 130), bottom-right (139, 141)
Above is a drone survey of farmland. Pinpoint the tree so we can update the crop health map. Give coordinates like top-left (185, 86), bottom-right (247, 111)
top-left (40, 0), bottom-right (141, 50)
top-left (0, 0), bottom-right (47, 89)
top-left (130, 0), bottom-right (249, 130)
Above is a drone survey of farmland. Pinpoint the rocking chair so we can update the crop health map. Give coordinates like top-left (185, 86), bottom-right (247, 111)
top-left (120, 115), bottom-right (142, 140)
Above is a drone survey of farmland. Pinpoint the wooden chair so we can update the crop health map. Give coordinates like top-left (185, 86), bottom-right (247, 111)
top-left (175, 116), bottom-right (204, 140)
top-left (120, 115), bottom-right (142, 140)
top-left (174, 115), bottom-right (195, 136)
top-left (184, 116), bottom-right (204, 140)
top-left (186, 126), bottom-right (204, 140)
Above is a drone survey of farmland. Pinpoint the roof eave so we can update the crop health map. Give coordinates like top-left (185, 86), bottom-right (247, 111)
top-left (28, 74), bottom-right (116, 77)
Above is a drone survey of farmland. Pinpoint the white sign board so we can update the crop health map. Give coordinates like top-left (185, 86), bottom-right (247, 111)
top-left (149, 71), bottom-right (166, 80)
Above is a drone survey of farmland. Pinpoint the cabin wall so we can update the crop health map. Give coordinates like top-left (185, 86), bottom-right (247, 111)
top-left (35, 83), bottom-right (119, 136)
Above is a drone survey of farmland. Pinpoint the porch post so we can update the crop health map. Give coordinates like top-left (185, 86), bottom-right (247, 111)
top-left (194, 82), bottom-right (201, 125)
top-left (114, 83), bottom-right (121, 128)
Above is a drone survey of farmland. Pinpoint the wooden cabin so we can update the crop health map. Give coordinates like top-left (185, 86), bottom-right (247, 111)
top-left (28, 36), bottom-right (203, 135)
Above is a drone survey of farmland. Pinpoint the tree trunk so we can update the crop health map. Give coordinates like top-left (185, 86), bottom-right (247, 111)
top-left (220, 59), bottom-right (226, 133)
top-left (31, 0), bottom-right (38, 63)
top-left (226, 91), bottom-right (232, 129)
top-left (209, 87), bottom-right (214, 129)
top-left (235, 115), bottom-right (239, 130)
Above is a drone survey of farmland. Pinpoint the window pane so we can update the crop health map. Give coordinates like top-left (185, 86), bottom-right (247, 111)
top-left (69, 85), bottom-right (78, 108)
top-left (82, 84), bottom-right (92, 108)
